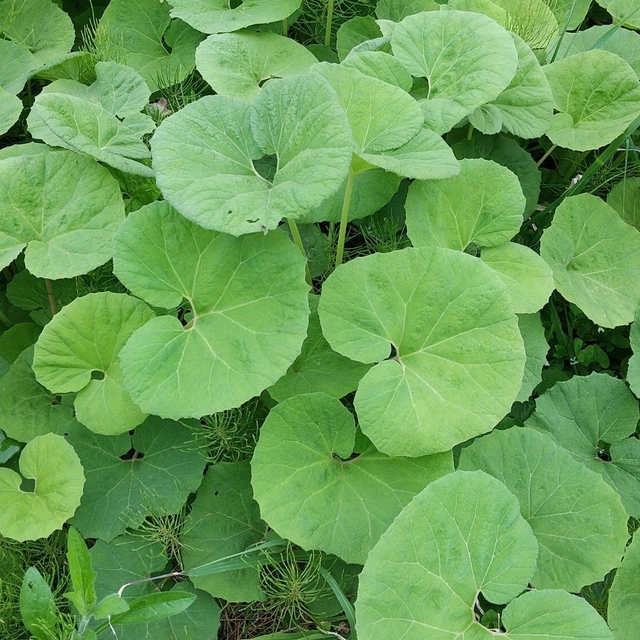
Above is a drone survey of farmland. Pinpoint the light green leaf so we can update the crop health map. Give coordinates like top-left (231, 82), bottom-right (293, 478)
top-left (98, 0), bottom-right (204, 92)
top-left (336, 16), bottom-right (382, 62)
top-left (66, 526), bottom-right (97, 616)
top-left (0, 143), bottom-right (125, 278)
top-left (319, 247), bottom-right (525, 456)
top-left (470, 33), bottom-right (554, 139)
top-left (544, 50), bottom-right (640, 151)
top-left (355, 470), bottom-right (539, 639)
top-left (406, 158), bottom-right (526, 250)
top-left (608, 531), bottom-right (640, 640)
top-left (33, 293), bottom-right (154, 435)
top-left (151, 74), bottom-right (352, 235)
top-left (27, 62), bottom-right (155, 177)
top-left (269, 296), bottom-right (370, 402)
top-left (608, 177), bottom-right (640, 229)
top-left (491, 0), bottom-right (558, 50)
top-left (481, 242), bottom-right (555, 313)
top-left (595, 0), bottom-right (640, 28)
top-left (252, 393), bottom-right (452, 564)
top-left (459, 427), bottom-right (629, 591)
top-left (629, 307), bottom-right (640, 397)
top-left (341, 50), bottom-right (413, 92)
top-left (181, 461), bottom-right (266, 603)
top-left (20, 567), bottom-right (60, 640)
top-left (167, 0), bottom-right (301, 34)
top-left (114, 202), bottom-right (310, 419)
top-left (391, 10), bottom-right (518, 133)
top-left (452, 132), bottom-right (541, 216)
top-left (540, 193), bottom-right (640, 328)
top-left (93, 594), bottom-right (129, 620)
top-left (108, 591), bottom-right (196, 626)
top-left (526, 373), bottom-right (640, 518)
top-left (516, 313), bottom-right (548, 402)
top-left (68, 416), bottom-right (206, 541)
top-left (0, 0), bottom-right (74, 66)
top-left (0, 87), bottom-right (22, 136)
top-left (547, 0), bottom-right (592, 31)
top-left (375, 0), bottom-right (439, 21)
top-left (0, 432), bottom-right (85, 541)
top-left (448, 0), bottom-right (507, 24)
top-left (196, 31), bottom-right (317, 102)
top-left (0, 39), bottom-right (37, 93)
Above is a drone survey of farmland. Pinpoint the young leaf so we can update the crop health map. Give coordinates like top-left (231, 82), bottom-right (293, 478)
top-left (319, 247), bottom-right (525, 456)
top-left (65, 527), bottom-right (97, 616)
top-left (0, 143), bottom-right (125, 278)
top-left (114, 203), bottom-right (310, 419)
top-left (32, 292), bottom-right (155, 435)
top-left (107, 591), bottom-right (196, 625)
top-left (608, 530), bottom-right (640, 639)
top-left (251, 393), bottom-right (453, 564)
top-left (20, 567), bottom-right (61, 640)
top-left (540, 193), bottom-right (640, 328)
top-left (0, 433), bottom-right (85, 541)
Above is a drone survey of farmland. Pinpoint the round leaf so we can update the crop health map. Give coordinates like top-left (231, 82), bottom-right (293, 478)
top-left (336, 16), bottom-right (383, 62)
top-left (196, 31), bottom-right (317, 102)
top-left (33, 293), bottom-right (155, 435)
top-left (114, 202), bottom-right (310, 419)
top-left (540, 193), bottom-right (640, 328)
top-left (0, 144), bottom-right (125, 278)
top-left (608, 531), bottom-right (640, 640)
top-left (251, 393), bottom-right (453, 564)
top-left (459, 427), bottom-right (629, 591)
top-left (319, 247), bottom-right (525, 456)
top-left (341, 51), bottom-right (413, 92)
top-left (406, 158), bottom-right (526, 250)
top-left (0, 433), bottom-right (85, 542)
top-left (375, 0), bottom-right (439, 21)
top-left (151, 74), bottom-right (352, 236)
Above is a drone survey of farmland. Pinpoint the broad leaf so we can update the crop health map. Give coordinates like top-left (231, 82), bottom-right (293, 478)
top-left (390, 10), bottom-right (518, 133)
top-left (181, 461), bottom-right (266, 602)
top-left (526, 373), bottom-right (640, 518)
top-left (28, 62), bottom-right (155, 177)
top-left (608, 176), bottom-right (640, 229)
top-left (108, 591), bottom-right (196, 625)
top-left (540, 193), bottom-right (640, 328)
top-left (167, 0), bottom-right (301, 34)
top-left (65, 526), bottom-right (97, 616)
top-left (114, 202), bottom-right (310, 419)
top-left (0, 38), bottom-right (38, 93)
top-left (459, 427), bottom-right (629, 591)
top-left (336, 16), bottom-right (383, 61)
top-left (548, 0), bottom-right (592, 31)
top-left (0, 433), bottom-right (85, 541)
top-left (341, 51), bottom-right (413, 92)
top-left (544, 50), bottom-right (640, 151)
top-left (406, 158), bottom-right (525, 250)
top-left (0, 143), bottom-right (125, 278)
top-left (0, 323), bottom-right (40, 363)
top-left (375, 0), bottom-right (439, 21)
top-left (151, 74), bottom-right (352, 235)
top-left (319, 247), bottom-right (525, 456)
top-left (595, 0), bottom-right (640, 28)
top-left (491, 0), bottom-right (558, 50)
top-left (0, 87), bottom-right (22, 136)
top-left (252, 393), bottom-right (452, 564)
top-left (196, 31), bottom-right (317, 102)
top-left (20, 567), bottom-right (60, 640)
top-left (608, 531), bottom-right (640, 640)
top-left (33, 293), bottom-right (154, 435)
top-left (68, 416), bottom-right (206, 541)
top-left (516, 313), bottom-right (548, 402)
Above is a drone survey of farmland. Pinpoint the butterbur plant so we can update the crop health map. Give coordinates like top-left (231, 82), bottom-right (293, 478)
top-left (3, 0), bottom-right (640, 638)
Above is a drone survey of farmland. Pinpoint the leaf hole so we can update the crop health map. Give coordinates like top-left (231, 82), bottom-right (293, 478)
top-left (332, 452), bottom-right (360, 464)
top-left (253, 154), bottom-right (277, 182)
top-left (91, 370), bottom-right (105, 381)
top-left (596, 441), bottom-right (612, 462)
top-left (214, 490), bottom-right (219, 496)
top-left (120, 448), bottom-right (145, 461)
top-left (50, 395), bottom-right (62, 406)
top-left (20, 477), bottom-right (35, 492)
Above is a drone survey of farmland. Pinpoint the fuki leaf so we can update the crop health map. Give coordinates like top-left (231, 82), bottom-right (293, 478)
top-left (595, 0), bottom-right (640, 28)
top-left (629, 307), bottom-right (640, 397)
top-left (375, 0), bottom-right (439, 21)
top-left (0, 87), bottom-right (22, 136)
top-left (516, 313), bottom-right (548, 402)
top-left (20, 567), bottom-right (60, 640)
top-left (608, 176), bottom-right (640, 230)
top-left (336, 16), bottom-right (382, 61)
top-left (608, 530), bottom-right (640, 640)
top-left (341, 51), bottom-right (413, 92)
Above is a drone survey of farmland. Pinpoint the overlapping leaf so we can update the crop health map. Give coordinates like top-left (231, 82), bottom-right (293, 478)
top-left (629, 307), bottom-right (640, 396)
top-left (608, 531), bottom-right (640, 640)
top-left (319, 247), bottom-right (525, 456)
top-left (608, 177), bottom-right (640, 229)
top-left (540, 193), bottom-right (640, 328)
top-left (526, 373), bottom-right (640, 517)
top-left (114, 202), bottom-right (309, 419)
top-left (341, 50), bottom-right (413, 91)
top-left (151, 73), bottom-right (352, 235)
top-left (251, 393), bottom-right (453, 564)
top-left (516, 313), bottom-right (548, 402)
top-left (0, 143), bottom-right (125, 278)
top-left (596, 0), bottom-right (640, 28)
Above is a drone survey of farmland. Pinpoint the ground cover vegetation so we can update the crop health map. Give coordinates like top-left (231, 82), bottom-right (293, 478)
top-left (1, 0), bottom-right (640, 637)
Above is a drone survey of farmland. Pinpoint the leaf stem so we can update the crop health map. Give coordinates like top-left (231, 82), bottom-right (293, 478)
top-left (325, 0), bottom-right (335, 47)
top-left (335, 166), bottom-right (355, 269)
top-left (45, 278), bottom-right (57, 315)
top-left (287, 218), bottom-right (312, 285)
top-left (536, 144), bottom-right (557, 168)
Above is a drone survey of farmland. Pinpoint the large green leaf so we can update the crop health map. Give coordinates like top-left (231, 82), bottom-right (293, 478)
top-left (547, 0), bottom-right (592, 31)
top-left (68, 416), bottom-right (206, 541)
top-left (608, 531), bottom-right (640, 640)
top-left (526, 373), bottom-right (640, 518)
top-left (0, 433), bottom-right (85, 541)
top-left (459, 427), bottom-right (629, 592)
top-left (595, 0), bottom-right (640, 28)
top-left (196, 31), bottom-right (317, 102)
top-left (336, 16), bottom-right (383, 61)
top-left (151, 74), bottom-right (352, 235)
top-left (341, 50), bottom-right (413, 92)
top-left (252, 393), bottom-right (453, 564)
top-left (33, 293), bottom-right (155, 435)
top-left (608, 177), bottom-right (640, 230)
top-left (544, 50), bottom-right (640, 151)
top-left (540, 193), bottom-right (640, 328)
top-left (375, 0), bottom-right (439, 21)
top-left (406, 158), bottom-right (525, 250)
top-left (167, 0), bottom-right (301, 34)
top-left (0, 143), bottom-right (125, 278)
top-left (319, 247), bottom-right (525, 456)
top-left (114, 202), bottom-right (310, 419)
top-left (28, 62), bottom-right (155, 177)
top-left (181, 461), bottom-right (265, 603)
top-left (0, 87), bottom-right (22, 136)
top-left (390, 10), bottom-right (518, 133)
top-left (98, 0), bottom-right (204, 92)
top-left (516, 313), bottom-right (548, 402)
top-left (20, 567), bottom-right (60, 640)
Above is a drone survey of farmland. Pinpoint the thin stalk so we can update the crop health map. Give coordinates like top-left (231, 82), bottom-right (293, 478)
top-left (536, 144), bottom-right (557, 168)
top-left (45, 278), bottom-right (57, 315)
top-left (335, 166), bottom-right (355, 269)
top-left (0, 307), bottom-right (11, 328)
top-left (327, 221), bottom-right (336, 245)
top-left (26, 79), bottom-right (33, 107)
top-left (288, 218), bottom-right (312, 285)
top-left (467, 123), bottom-right (473, 140)
top-left (325, 0), bottom-right (335, 47)
top-left (282, 16), bottom-right (288, 37)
